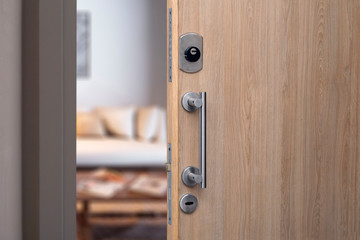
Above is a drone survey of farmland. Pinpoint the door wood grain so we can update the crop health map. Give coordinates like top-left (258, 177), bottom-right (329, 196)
top-left (168, 0), bottom-right (360, 239)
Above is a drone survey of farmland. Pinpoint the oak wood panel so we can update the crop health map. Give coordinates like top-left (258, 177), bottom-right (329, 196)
top-left (175, 0), bottom-right (360, 239)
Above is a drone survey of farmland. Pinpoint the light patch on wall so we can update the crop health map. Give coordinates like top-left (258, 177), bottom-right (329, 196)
top-left (76, 0), bottom-right (167, 108)
top-left (77, 12), bottom-right (91, 78)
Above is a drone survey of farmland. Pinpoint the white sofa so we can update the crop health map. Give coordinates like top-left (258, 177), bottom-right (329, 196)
top-left (76, 106), bottom-right (167, 168)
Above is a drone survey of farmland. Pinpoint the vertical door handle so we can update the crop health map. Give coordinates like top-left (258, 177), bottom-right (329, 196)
top-left (181, 92), bottom-right (206, 188)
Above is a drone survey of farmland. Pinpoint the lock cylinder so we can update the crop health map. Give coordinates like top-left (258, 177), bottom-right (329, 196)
top-left (184, 46), bottom-right (201, 62)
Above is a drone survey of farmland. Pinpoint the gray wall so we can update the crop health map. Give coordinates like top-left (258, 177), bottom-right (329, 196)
top-left (77, 0), bottom-right (167, 109)
top-left (0, 0), bottom-right (22, 239)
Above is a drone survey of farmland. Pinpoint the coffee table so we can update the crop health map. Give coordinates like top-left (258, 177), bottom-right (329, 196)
top-left (76, 170), bottom-right (167, 240)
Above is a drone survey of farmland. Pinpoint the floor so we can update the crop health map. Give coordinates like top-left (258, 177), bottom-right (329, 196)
top-left (92, 219), bottom-right (166, 240)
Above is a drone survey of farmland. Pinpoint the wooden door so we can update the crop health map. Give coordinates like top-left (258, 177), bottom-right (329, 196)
top-left (167, 0), bottom-right (360, 239)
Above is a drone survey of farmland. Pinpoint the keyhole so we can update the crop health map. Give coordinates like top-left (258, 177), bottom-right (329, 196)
top-left (180, 193), bottom-right (198, 213)
top-left (190, 48), bottom-right (197, 55)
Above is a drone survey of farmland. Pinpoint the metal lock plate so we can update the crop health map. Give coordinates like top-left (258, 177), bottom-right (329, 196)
top-left (179, 33), bottom-right (203, 73)
top-left (179, 193), bottom-right (198, 214)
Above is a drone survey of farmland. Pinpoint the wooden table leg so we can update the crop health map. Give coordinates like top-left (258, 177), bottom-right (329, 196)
top-left (77, 201), bottom-right (93, 240)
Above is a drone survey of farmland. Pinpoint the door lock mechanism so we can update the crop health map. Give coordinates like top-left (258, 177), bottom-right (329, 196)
top-left (179, 193), bottom-right (198, 214)
top-left (179, 33), bottom-right (203, 73)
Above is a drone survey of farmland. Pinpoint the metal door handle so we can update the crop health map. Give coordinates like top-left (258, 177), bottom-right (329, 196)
top-left (181, 92), bottom-right (206, 188)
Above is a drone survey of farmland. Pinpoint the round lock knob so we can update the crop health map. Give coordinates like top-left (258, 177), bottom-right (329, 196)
top-left (184, 46), bottom-right (201, 62)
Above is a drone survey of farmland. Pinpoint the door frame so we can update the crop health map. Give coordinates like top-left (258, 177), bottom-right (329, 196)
top-left (22, 0), bottom-right (76, 239)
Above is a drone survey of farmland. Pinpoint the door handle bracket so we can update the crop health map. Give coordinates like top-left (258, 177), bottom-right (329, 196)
top-left (182, 166), bottom-right (201, 187)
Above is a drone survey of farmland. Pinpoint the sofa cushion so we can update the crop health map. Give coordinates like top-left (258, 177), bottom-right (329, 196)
top-left (77, 112), bottom-right (106, 137)
top-left (137, 106), bottom-right (160, 141)
top-left (96, 106), bottom-right (136, 139)
top-left (156, 108), bottom-right (167, 142)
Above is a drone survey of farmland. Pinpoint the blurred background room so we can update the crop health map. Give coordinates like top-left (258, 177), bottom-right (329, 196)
top-left (75, 0), bottom-right (167, 239)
